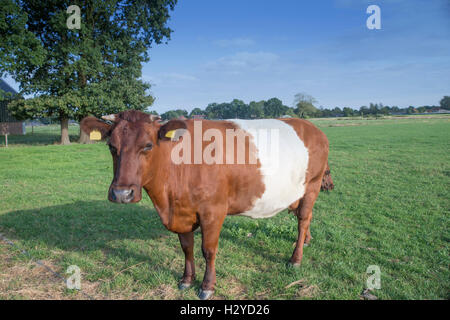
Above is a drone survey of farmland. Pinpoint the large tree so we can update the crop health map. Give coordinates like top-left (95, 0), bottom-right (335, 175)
top-left (293, 92), bottom-right (319, 118)
top-left (0, 0), bottom-right (177, 144)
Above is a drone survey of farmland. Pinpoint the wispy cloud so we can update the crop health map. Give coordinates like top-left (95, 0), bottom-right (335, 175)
top-left (143, 72), bottom-right (198, 86)
top-left (204, 51), bottom-right (279, 75)
top-left (212, 37), bottom-right (255, 48)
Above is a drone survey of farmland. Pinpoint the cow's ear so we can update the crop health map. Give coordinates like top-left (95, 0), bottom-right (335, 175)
top-left (158, 120), bottom-right (187, 141)
top-left (80, 116), bottom-right (112, 140)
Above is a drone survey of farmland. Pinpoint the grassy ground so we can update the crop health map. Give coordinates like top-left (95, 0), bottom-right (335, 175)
top-left (0, 116), bottom-right (448, 299)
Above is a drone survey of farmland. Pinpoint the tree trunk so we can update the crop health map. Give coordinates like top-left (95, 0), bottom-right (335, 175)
top-left (78, 126), bottom-right (94, 144)
top-left (60, 116), bottom-right (71, 145)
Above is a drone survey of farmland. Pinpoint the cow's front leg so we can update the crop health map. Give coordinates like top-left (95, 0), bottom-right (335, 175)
top-left (178, 231), bottom-right (195, 289)
top-left (198, 213), bottom-right (226, 300)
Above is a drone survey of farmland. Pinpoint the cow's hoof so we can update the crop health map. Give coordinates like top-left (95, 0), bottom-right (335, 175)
top-left (198, 289), bottom-right (214, 300)
top-left (178, 282), bottom-right (192, 290)
top-left (287, 261), bottom-right (301, 268)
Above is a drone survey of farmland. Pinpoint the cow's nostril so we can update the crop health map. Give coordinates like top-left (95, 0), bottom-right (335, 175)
top-left (111, 188), bottom-right (134, 203)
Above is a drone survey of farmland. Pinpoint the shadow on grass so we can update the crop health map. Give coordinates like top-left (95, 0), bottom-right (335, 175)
top-left (0, 201), bottom-right (168, 248)
top-left (0, 198), bottom-right (297, 265)
top-left (0, 199), bottom-right (305, 292)
top-left (0, 201), bottom-right (181, 278)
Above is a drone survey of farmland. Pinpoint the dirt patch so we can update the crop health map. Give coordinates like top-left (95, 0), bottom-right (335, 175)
top-left (285, 279), bottom-right (320, 299)
top-left (146, 284), bottom-right (180, 299)
top-left (0, 242), bottom-right (104, 300)
top-left (215, 276), bottom-right (248, 300)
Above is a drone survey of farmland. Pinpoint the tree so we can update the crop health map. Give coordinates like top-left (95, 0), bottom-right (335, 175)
top-left (0, 0), bottom-right (177, 144)
top-left (343, 107), bottom-right (354, 117)
top-left (293, 93), bottom-right (319, 118)
top-left (369, 103), bottom-right (380, 116)
top-left (248, 101), bottom-right (265, 119)
top-left (263, 97), bottom-right (288, 118)
top-left (161, 109), bottom-right (187, 120)
top-left (440, 96), bottom-right (450, 110)
top-left (359, 106), bottom-right (369, 116)
top-left (189, 107), bottom-right (205, 118)
top-left (406, 106), bottom-right (417, 114)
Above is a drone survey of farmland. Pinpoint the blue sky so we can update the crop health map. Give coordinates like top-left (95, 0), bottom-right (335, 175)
top-left (5, 0), bottom-right (450, 113)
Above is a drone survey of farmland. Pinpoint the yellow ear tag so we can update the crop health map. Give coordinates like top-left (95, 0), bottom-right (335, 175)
top-left (165, 130), bottom-right (176, 139)
top-left (90, 130), bottom-right (101, 141)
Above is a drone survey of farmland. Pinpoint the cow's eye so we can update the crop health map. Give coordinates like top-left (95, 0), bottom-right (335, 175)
top-left (143, 143), bottom-right (153, 151)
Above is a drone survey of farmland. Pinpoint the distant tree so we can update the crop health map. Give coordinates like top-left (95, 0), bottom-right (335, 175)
top-left (284, 107), bottom-right (297, 118)
top-left (248, 101), bottom-right (265, 119)
top-left (343, 107), bottom-right (354, 117)
top-left (359, 106), bottom-right (369, 116)
top-left (189, 107), bottom-right (205, 118)
top-left (293, 93), bottom-right (319, 118)
top-left (204, 103), bottom-right (220, 119)
top-left (331, 107), bottom-right (342, 117)
top-left (264, 97), bottom-right (288, 118)
top-left (406, 106), bottom-right (417, 114)
top-left (391, 106), bottom-right (400, 114)
top-left (417, 106), bottom-right (426, 113)
top-left (440, 96), bottom-right (450, 110)
top-left (380, 106), bottom-right (391, 115)
top-left (230, 99), bottom-right (247, 119)
top-left (1, 0), bottom-right (177, 144)
top-left (369, 103), bottom-right (380, 115)
top-left (161, 109), bottom-right (187, 120)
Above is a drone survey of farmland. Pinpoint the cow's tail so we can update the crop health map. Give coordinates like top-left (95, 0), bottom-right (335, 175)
top-left (321, 162), bottom-right (334, 191)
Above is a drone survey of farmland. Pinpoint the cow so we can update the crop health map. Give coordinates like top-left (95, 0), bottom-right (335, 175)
top-left (80, 110), bottom-right (334, 300)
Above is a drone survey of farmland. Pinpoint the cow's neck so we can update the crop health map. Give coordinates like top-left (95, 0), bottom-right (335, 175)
top-left (143, 144), bottom-right (173, 228)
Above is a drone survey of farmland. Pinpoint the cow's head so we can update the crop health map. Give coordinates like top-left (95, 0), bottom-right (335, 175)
top-left (80, 110), bottom-right (186, 204)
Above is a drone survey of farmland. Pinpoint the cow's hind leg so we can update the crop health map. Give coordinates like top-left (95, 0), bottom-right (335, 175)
top-left (178, 231), bottom-right (196, 289)
top-left (304, 227), bottom-right (312, 246)
top-left (289, 181), bottom-right (321, 267)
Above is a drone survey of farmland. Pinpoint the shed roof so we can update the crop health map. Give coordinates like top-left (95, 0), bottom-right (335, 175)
top-left (0, 79), bottom-right (17, 94)
top-left (0, 79), bottom-right (19, 123)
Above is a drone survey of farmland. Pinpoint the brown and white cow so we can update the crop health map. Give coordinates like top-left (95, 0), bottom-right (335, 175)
top-left (81, 110), bottom-right (333, 300)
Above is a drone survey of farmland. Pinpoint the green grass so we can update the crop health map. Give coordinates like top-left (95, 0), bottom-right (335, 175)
top-left (0, 116), bottom-right (449, 299)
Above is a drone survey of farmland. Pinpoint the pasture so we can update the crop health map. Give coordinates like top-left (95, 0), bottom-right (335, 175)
top-left (0, 116), bottom-right (448, 299)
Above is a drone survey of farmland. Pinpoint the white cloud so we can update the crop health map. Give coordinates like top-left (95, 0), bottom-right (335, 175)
top-left (204, 51), bottom-right (280, 75)
top-left (143, 72), bottom-right (198, 86)
top-left (213, 37), bottom-right (255, 48)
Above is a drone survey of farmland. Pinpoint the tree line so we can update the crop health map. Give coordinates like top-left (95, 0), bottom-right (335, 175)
top-left (158, 95), bottom-right (450, 120)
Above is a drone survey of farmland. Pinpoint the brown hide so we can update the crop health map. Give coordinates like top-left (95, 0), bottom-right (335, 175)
top-left (80, 110), bottom-right (333, 299)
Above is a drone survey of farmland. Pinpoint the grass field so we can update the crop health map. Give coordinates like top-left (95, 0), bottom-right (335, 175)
top-left (0, 116), bottom-right (449, 299)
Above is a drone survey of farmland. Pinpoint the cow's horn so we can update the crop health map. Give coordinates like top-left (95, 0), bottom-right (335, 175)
top-left (102, 114), bottom-right (117, 122)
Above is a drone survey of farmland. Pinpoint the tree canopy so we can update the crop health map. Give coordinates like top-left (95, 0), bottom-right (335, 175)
top-left (0, 0), bottom-right (177, 144)
top-left (293, 92), bottom-right (320, 118)
top-left (440, 96), bottom-right (450, 110)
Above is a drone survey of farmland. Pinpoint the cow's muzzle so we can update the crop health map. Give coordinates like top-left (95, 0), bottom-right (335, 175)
top-left (110, 188), bottom-right (135, 203)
